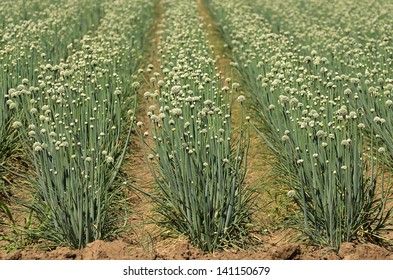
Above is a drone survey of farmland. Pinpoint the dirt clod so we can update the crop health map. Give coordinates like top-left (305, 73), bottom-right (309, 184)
top-left (80, 240), bottom-right (129, 260)
top-left (7, 250), bottom-right (22, 260)
top-left (53, 247), bottom-right (77, 260)
top-left (339, 242), bottom-right (392, 260)
top-left (272, 244), bottom-right (301, 260)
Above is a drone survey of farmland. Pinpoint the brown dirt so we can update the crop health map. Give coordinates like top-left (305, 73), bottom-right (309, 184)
top-left (2, 237), bottom-right (393, 260)
top-left (1, 0), bottom-right (393, 261)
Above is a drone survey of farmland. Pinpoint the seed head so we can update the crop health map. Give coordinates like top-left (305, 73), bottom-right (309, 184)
top-left (131, 82), bottom-right (140, 89)
top-left (287, 190), bottom-right (296, 198)
top-left (281, 135), bottom-right (290, 141)
top-left (171, 85), bottom-right (181, 94)
top-left (170, 108), bottom-right (182, 117)
top-left (341, 139), bottom-right (351, 146)
top-left (106, 156), bottom-right (114, 164)
top-left (237, 95), bottom-right (246, 103)
top-left (150, 115), bottom-right (160, 123)
top-left (12, 121), bottom-right (22, 129)
top-left (358, 123), bottom-right (365, 129)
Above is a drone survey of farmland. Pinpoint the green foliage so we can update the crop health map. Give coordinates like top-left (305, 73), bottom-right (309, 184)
top-left (138, 0), bottom-right (254, 252)
top-left (4, 0), bottom-right (157, 249)
top-left (206, 0), bottom-right (393, 248)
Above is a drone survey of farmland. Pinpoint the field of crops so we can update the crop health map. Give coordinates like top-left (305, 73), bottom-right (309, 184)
top-left (1, 0), bottom-right (393, 260)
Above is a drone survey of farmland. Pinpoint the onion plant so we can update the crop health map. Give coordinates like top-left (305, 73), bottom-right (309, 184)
top-left (205, 0), bottom-right (392, 248)
top-left (6, 0), bottom-right (157, 248)
top-left (1, 0), bottom-right (105, 244)
top-left (0, 0), bottom-right (62, 26)
top-left (138, 0), bottom-right (253, 252)
top-left (1, 0), bottom-right (104, 184)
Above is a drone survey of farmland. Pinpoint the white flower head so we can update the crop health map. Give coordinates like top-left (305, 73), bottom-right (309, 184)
top-left (106, 156), bottom-right (114, 164)
top-left (287, 190), bottom-right (296, 198)
top-left (12, 121), bottom-right (22, 129)
top-left (171, 85), bottom-right (181, 94)
top-left (281, 135), bottom-right (290, 141)
top-left (237, 95), bottom-right (246, 103)
top-left (170, 108), bottom-right (182, 117)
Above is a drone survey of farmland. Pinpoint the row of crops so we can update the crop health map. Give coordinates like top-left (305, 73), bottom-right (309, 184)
top-left (139, 0), bottom-right (252, 252)
top-left (1, 0), bottom-right (157, 249)
top-left (1, 0), bottom-right (103, 187)
top-left (1, 0), bottom-right (393, 254)
top-left (205, 0), bottom-right (393, 248)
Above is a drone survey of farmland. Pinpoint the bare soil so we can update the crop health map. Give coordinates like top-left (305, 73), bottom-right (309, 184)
top-left (2, 235), bottom-right (393, 260)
